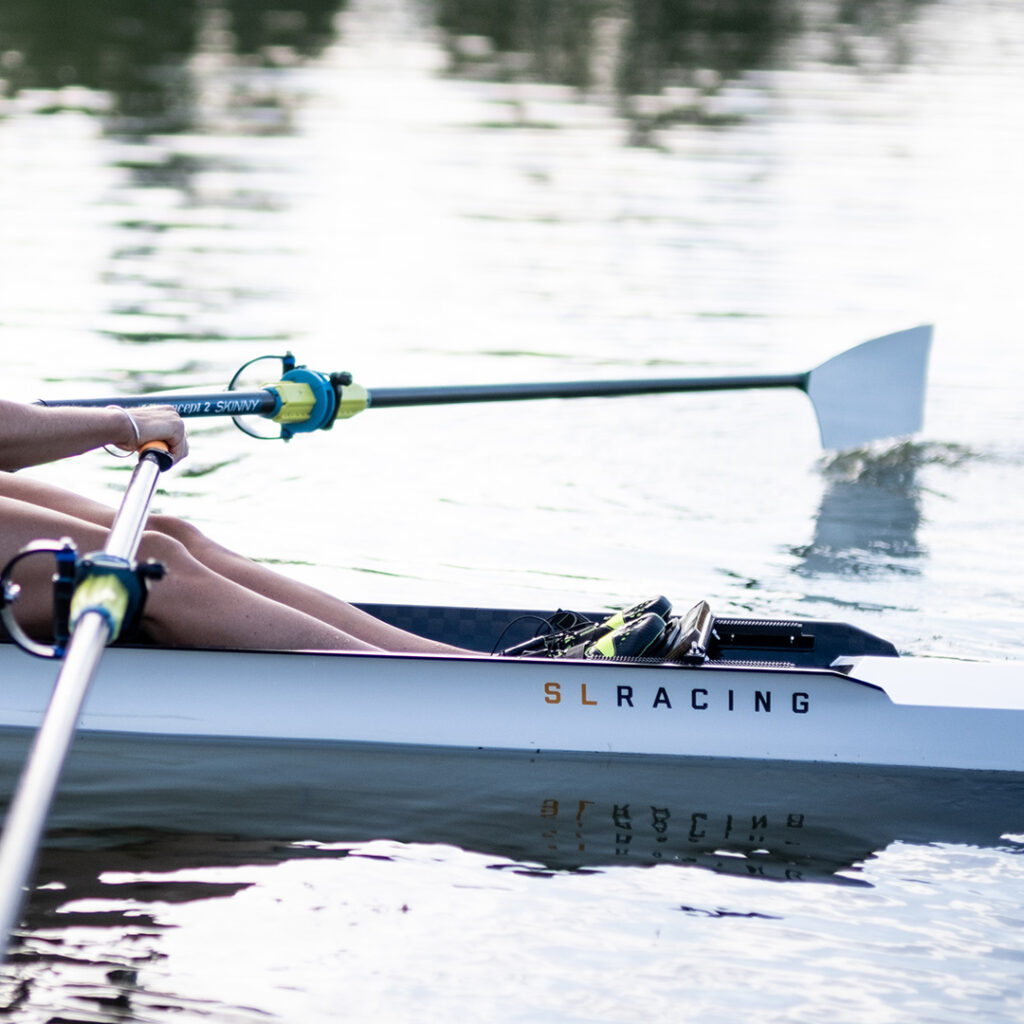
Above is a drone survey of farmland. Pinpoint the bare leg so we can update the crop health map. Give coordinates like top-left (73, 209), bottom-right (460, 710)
top-left (0, 496), bottom-right (382, 650)
top-left (0, 475), bottom-right (464, 652)
top-left (145, 514), bottom-right (464, 653)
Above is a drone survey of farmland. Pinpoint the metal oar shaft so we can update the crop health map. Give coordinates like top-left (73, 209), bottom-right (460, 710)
top-left (0, 451), bottom-right (166, 956)
top-left (106, 456), bottom-right (165, 554)
top-left (0, 615), bottom-right (109, 947)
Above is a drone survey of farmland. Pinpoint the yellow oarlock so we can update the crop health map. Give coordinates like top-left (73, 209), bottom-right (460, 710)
top-left (267, 379), bottom-right (369, 425)
top-left (70, 572), bottom-right (131, 642)
top-left (334, 381), bottom-right (369, 420)
top-left (268, 380), bottom-right (318, 424)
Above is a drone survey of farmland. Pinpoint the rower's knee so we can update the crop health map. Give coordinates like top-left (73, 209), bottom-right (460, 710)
top-left (147, 513), bottom-right (197, 543)
top-left (135, 529), bottom-right (213, 642)
top-left (147, 513), bottom-right (240, 570)
top-left (146, 513), bottom-right (207, 551)
top-left (137, 528), bottom-right (199, 577)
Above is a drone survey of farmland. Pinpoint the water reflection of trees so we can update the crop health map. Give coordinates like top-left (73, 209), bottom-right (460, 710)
top-left (0, 0), bottom-right (345, 131)
top-left (0, 0), bottom-right (197, 128)
top-left (616, 0), bottom-right (800, 95)
top-left (1, 0), bottom-right (939, 120)
top-left (434, 0), bottom-right (800, 91)
top-left (435, 0), bottom-right (933, 94)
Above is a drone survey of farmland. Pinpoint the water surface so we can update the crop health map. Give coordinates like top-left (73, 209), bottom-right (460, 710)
top-left (1, 0), bottom-right (1023, 1019)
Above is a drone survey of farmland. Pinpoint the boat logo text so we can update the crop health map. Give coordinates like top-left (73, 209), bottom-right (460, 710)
top-left (543, 681), bottom-right (810, 714)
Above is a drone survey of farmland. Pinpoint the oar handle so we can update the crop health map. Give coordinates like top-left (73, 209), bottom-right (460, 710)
top-left (138, 440), bottom-right (174, 471)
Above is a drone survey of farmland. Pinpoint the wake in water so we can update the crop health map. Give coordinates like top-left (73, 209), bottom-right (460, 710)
top-left (818, 439), bottom-right (984, 485)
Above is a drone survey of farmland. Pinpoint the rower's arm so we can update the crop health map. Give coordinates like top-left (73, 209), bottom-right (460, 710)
top-left (0, 401), bottom-right (187, 471)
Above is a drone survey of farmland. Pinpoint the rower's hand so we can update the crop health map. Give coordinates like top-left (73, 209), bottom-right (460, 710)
top-left (119, 406), bottom-right (189, 464)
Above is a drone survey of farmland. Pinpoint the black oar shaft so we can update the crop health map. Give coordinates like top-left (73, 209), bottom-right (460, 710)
top-left (38, 374), bottom-right (808, 419)
top-left (367, 373), bottom-right (808, 408)
top-left (37, 391), bottom-right (278, 419)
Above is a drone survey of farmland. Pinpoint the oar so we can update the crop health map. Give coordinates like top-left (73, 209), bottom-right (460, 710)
top-left (38, 325), bottom-right (932, 449)
top-left (366, 326), bottom-right (932, 449)
top-left (0, 443), bottom-right (173, 957)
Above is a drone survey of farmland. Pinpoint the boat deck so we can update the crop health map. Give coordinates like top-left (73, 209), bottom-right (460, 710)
top-left (356, 600), bottom-right (900, 669)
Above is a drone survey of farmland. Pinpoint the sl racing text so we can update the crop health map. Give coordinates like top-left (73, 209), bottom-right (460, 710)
top-left (543, 680), bottom-right (810, 715)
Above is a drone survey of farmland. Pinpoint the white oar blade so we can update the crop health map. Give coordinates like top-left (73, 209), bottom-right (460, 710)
top-left (806, 325), bottom-right (932, 449)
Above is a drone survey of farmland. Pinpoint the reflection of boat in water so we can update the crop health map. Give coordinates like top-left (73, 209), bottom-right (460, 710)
top-left (5, 731), bottom-right (1023, 890)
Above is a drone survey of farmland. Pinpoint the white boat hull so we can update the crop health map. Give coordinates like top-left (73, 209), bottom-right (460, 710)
top-left (0, 630), bottom-right (1021, 772)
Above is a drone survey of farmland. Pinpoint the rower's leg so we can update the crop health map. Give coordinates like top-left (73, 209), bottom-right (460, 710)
top-left (137, 531), bottom-right (385, 651)
top-left (0, 474), bottom-right (466, 653)
top-left (0, 495), bottom-right (383, 651)
top-left (145, 514), bottom-right (467, 653)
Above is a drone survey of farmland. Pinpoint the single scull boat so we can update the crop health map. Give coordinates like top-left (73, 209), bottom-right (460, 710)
top-left (0, 598), bottom-right (1020, 772)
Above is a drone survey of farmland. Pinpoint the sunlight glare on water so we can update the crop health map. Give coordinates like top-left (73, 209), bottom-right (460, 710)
top-left (24, 837), bottom-right (1024, 1023)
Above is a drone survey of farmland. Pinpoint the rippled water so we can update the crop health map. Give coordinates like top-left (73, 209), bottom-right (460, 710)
top-left (1, 0), bottom-right (1023, 1019)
